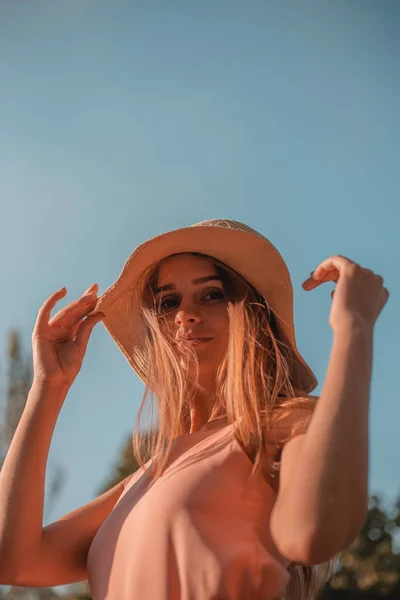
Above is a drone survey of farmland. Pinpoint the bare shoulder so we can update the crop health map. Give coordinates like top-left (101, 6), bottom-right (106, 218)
top-left (253, 395), bottom-right (318, 493)
top-left (268, 394), bottom-right (319, 446)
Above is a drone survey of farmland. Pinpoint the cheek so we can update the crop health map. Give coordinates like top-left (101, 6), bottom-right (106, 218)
top-left (211, 308), bottom-right (230, 337)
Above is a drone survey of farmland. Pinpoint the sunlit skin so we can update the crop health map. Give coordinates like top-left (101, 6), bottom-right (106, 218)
top-left (154, 254), bottom-right (230, 433)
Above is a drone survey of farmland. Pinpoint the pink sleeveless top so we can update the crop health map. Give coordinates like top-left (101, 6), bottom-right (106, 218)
top-left (87, 422), bottom-right (293, 600)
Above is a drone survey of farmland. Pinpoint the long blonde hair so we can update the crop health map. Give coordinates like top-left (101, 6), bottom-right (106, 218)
top-left (132, 251), bottom-right (339, 599)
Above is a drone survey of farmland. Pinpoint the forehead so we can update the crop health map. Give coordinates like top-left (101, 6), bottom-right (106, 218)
top-left (156, 254), bottom-right (217, 282)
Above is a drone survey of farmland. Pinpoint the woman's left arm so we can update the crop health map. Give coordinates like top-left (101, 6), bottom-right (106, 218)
top-left (270, 255), bottom-right (389, 565)
top-left (271, 321), bottom-right (373, 564)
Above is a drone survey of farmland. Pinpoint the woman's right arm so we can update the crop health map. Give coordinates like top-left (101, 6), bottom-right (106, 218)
top-left (0, 381), bottom-right (67, 575)
top-left (0, 283), bottom-right (113, 585)
top-left (0, 380), bottom-right (131, 586)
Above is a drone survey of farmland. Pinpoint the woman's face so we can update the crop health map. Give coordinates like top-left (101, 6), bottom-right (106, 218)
top-left (153, 254), bottom-right (231, 372)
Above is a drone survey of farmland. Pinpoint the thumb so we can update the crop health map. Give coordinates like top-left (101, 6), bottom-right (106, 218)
top-left (75, 312), bottom-right (104, 354)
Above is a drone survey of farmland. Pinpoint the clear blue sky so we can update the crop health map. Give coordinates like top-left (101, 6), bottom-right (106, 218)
top-left (0, 0), bottom-right (399, 580)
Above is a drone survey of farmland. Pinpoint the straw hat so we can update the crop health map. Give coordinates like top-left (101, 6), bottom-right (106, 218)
top-left (91, 219), bottom-right (318, 394)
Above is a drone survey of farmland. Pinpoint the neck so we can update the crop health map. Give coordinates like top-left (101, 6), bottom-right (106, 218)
top-left (187, 371), bottom-right (225, 433)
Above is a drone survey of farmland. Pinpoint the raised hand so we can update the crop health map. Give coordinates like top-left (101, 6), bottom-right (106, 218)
top-left (32, 283), bottom-right (105, 387)
top-left (302, 255), bottom-right (389, 331)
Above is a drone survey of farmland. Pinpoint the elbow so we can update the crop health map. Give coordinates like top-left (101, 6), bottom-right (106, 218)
top-left (276, 534), bottom-right (344, 567)
top-left (306, 499), bottom-right (369, 564)
top-left (0, 560), bottom-right (17, 586)
top-left (272, 534), bottom-right (317, 567)
top-left (287, 518), bottom-right (366, 566)
top-left (272, 520), bottom-right (363, 567)
top-left (0, 549), bottom-right (33, 587)
top-left (271, 496), bottom-right (369, 566)
top-left (295, 538), bottom-right (343, 566)
top-left (270, 519), bottom-right (318, 566)
top-left (297, 535), bottom-right (354, 566)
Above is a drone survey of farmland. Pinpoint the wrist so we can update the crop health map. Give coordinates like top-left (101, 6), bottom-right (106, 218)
top-left (332, 316), bottom-right (374, 339)
top-left (31, 377), bottom-right (71, 393)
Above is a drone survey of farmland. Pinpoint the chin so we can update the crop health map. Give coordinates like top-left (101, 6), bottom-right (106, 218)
top-left (180, 355), bottom-right (219, 372)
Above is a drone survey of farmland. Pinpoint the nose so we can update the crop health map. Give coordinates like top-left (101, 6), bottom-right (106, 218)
top-left (174, 306), bottom-right (202, 327)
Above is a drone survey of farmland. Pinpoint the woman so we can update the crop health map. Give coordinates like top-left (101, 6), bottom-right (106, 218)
top-left (0, 219), bottom-right (388, 599)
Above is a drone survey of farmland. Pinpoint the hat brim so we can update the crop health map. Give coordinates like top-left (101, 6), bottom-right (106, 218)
top-left (91, 225), bottom-right (318, 394)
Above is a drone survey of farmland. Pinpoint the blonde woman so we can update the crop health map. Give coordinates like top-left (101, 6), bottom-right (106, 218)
top-left (0, 220), bottom-right (389, 599)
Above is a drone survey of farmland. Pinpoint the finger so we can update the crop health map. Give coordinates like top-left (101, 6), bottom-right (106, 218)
top-left (75, 312), bottom-right (105, 354)
top-left (35, 287), bottom-right (68, 334)
top-left (82, 282), bottom-right (99, 295)
top-left (313, 255), bottom-right (358, 279)
top-left (47, 314), bottom-right (86, 343)
top-left (49, 290), bottom-right (98, 327)
top-left (302, 255), bottom-right (359, 291)
top-left (69, 316), bottom-right (85, 341)
top-left (302, 270), bottom-right (338, 290)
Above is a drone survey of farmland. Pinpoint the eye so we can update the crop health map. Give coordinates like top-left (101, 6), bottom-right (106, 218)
top-left (156, 289), bottom-right (227, 312)
top-left (203, 289), bottom-right (226, 301)
top-left (157, 296), bottom-right (178, 312)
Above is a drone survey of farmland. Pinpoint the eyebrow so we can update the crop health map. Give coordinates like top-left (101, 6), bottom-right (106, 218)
top-left (154, 276), bottom-right (223, 295)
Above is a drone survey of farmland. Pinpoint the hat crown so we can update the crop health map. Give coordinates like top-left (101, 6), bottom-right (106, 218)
top-left (191, 219), bottom-right (264, 240)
